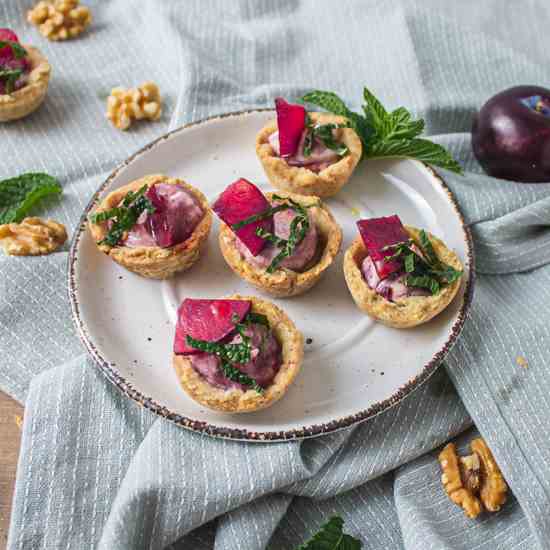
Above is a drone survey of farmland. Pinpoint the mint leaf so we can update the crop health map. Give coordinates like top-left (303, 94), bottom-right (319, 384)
top-left (300, 90), bottom-right (373, 158)
top-left (406, 275), bottom-right (440, 295)
top-left (300, 87), bottom-right (462, 173)
top-left (0, 173), bottom-right (62, 224)
top-left (301, 91), bottom-right (352, 117)
top-left (296, 516), bottom-right (362, 550)
top-left (368, 138), bottom-right (462, 174)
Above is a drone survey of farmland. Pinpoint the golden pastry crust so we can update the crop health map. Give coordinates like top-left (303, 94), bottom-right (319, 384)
top-left (89, 174), bottom-right (212, 279)
top-left (343, 226), bottom-right (463, 328)
top-left (218, 192), bottom-right (342, 298)
top-left (173, 294), bottom-right (304, 413)
top-left (0, 45), bottom-right (51, 122)
top-left (256, 112), bottom-right (362, 199)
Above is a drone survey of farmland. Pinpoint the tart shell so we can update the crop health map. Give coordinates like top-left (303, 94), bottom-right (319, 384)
top-left (256, 112), bottom-right (362, 199)
top-left (218, 191), bottom-right (342, 297)
top-left (89, 174), bottom-right (212, 279)
top-left (173, 294), bottom-right (304, 413)
top-left (0, 45), bottom-right (51, 122)
top-left (343, 226), bottom-right (463, 328)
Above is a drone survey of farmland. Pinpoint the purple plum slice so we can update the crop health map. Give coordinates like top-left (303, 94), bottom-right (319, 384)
top-left (212, 178), bottom-right (272, 256)
top-left (174, 298), bottom-right (251, 355)
top-left (275, 97), bottom-right (306, 157)
top-left (357, 215), bottom-right (409, 261)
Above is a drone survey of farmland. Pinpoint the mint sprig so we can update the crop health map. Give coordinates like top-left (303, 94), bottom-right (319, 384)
top-left (301, 87), bottom-right (462, 174)
top-left (0, 173), bottom-right (62, 224)
top-left (295, 516), bottom-right (362, 550)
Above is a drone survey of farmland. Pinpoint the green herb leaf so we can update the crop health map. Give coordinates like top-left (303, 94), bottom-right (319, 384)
top-left (300, 87), bottom-right (462, 173)
top-left (236, 195), bottom-right (317, 274)
top-left (406, 275), bottom-right (440, 295)
top-left (0, 173), bottom-right (62, 224)
top-left (231, 203), bottom-right (288, 231)
top-left (185, 321), bottom-right (264, 394)
top-left (404, 253), bottom-right (415, 273)
top-left (0, 68), bottom-right (23, 93)
top-left (295, 516), bottom-right (362, 550)
top-left (90, 185), bottom-right (155, 247)
top-left (0, 40), bottom-right (27, 60)
top-left (368, 138), bottom-right (462, 174)
top-left (382, 232), bottom-right (462, 295)
top-left (219, 362), bottom-right (264, 393)
top-left (244, 312), bottom-right (269, 327)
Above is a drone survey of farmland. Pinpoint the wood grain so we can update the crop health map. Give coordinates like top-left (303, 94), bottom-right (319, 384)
top-left (0, 391), bottom-right (23, 550)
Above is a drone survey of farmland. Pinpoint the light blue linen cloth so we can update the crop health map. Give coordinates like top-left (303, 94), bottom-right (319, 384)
top-left (2, 1), bottom-right (550, 548)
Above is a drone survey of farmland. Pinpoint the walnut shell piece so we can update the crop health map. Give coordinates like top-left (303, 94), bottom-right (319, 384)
top-left (106, 82), bottom-right (162, 131)
top-left (0, 217), bottom-right (67, 256)
top-left (27, 0), bottom-right (92, 41)
top-left (438, 439), bottom-right (508, 519)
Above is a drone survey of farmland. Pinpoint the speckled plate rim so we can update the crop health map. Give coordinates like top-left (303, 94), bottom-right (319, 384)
top-left (67, 108), bottom-right (475, 442)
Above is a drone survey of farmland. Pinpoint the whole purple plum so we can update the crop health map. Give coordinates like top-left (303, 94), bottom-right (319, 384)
top-left (472, 85), bottom-right (550, 182)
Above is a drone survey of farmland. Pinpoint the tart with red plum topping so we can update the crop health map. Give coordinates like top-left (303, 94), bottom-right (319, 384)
top-left (213, 178), bottom-right (342, 297)
top-left (0, 28), bottom-right (51, 122)
top-left (173, 296), bottom-right (304, 413)
top-left (256, 98), bottom-right (362, 198)
top-left (89, 174), bottom-right (212, 279)
top-left (344, 215), bottom-right (463, 328)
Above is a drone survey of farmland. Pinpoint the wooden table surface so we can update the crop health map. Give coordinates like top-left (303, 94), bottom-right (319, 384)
top-left (0, 391), bottom-right (23, 550)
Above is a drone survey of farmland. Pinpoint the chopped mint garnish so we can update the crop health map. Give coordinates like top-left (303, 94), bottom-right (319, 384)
top-left (303, 114), bottom-right (350, 157)
top-left (0, 173), bottom-right (62, 224)
top-left (232, 195), bottom-right (318, 274)
top-left (185, 314), bottom-right (267, 393)
top-left (295, 515), bottom-right (362, 550)
top-left (0, 40), bottom-right (27, 60)
top-left (382, 229), bottom-right (463, 295)
top-left (90, 185), bottom-right (155, 247)
top-left (301, 87), bottom-right (462, 174)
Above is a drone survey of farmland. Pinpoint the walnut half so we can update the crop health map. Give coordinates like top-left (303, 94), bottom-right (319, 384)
top-left (438, 438), bottom-right (508, 519)
top-left (28, 0), bottom-right (92, 41)
top-left (0, 217), bottom-right (67, 256)
top-left (106, 82), bottom-right (162, 131)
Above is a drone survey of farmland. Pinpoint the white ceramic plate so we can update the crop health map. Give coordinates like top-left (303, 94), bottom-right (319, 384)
top-left (68, 110), bottom-right (474, 441)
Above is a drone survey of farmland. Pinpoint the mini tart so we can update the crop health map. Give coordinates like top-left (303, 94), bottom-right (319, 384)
top-left (256, 112), bottom-right (362, 199)
top-left (0, 45), bottom-right (51, 122)
top-left (219, 192), bottom-right (342, 297)
top-left (89, 174), bottom-right (212, 279)
top-left (343, 226), bottom-right (463, 328)
top-left (173, 294), bottom-right (304, 413)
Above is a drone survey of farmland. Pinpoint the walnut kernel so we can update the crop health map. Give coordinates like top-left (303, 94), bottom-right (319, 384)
top-left (438, 439), bottom-right (508, 519)
top-left (439, 443), bottom-right (482, 519)
top-left (0, 217), bottom-right (67, 256)
top-left (27, 0), bottom-right (92, 41)
top-left (471, 438), bottom-right (508, 512)
top-left (106, 82), bottom-right (162, 131)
